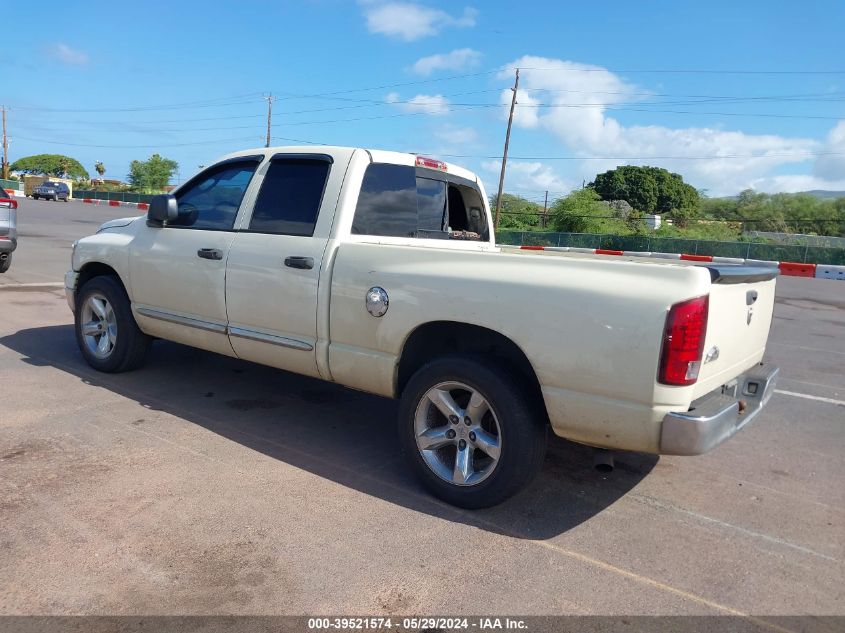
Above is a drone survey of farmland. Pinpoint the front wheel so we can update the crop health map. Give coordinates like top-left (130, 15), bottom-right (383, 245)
top-left (74, 275), bottom-right (151, 372)
top-left (398, 355), bottom-right (547, 508)
top-left (0, 254), bottom-right (11, 273)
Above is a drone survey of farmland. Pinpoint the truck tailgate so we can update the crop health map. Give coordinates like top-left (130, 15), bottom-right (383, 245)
top-left (692, 265), bottom-right (778, 399)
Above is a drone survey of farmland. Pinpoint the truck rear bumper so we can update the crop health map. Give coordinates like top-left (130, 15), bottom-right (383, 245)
top-left (660, 363), bottom-right (779, 455)
top-left (0, 237), bottom-right (16, 253)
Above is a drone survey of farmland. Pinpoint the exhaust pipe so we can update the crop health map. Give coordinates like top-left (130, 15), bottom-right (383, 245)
top-left (593, 448), bottom-right (614, 473)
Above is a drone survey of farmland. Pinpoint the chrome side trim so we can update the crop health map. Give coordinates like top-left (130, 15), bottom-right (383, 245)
top-left (136, 307), bottom-right (228, 334)
top-left (228, 326), bottom-right (314, 351)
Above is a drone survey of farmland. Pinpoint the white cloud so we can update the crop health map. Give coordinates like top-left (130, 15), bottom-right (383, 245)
top-left (482, 160), bottom-right (570, 194)
top-left (411, 48), bottom-right (482, 75)
top-left (812, 120), bottom-right (845, 181)
top-left (47, 43), bottom-right (89, 66)
top-left (361, 2), bottom-right (477, 41)
top-left (386, 92), bottom-right (450, 115)
top-left (498, 55), bottom-right (825, 196)
top-left (499, 87), bottom-right (541, 128)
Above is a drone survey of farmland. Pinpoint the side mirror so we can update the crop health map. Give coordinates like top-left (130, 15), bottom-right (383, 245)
top-left (147, 194), bottom-right (178, 226)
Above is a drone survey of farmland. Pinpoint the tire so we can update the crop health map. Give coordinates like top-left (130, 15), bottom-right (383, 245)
top-left (0, 254), bottom-right (11, 274)
top-left (74, 275), bottom-right (151, 372)
top-left (398, 354), bottom-right (547, 508)
top-left (32, 195), bottom-right (38, 200)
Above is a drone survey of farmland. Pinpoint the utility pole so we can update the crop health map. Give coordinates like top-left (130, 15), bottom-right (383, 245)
top-left (494, 68), bottom-right (519, 229)
top-left (265, 93), bottom-right (274, 148)
top-left (1, 106), bottom-right (8, 181)
top-left (542, 190), bottom-right (548, 228)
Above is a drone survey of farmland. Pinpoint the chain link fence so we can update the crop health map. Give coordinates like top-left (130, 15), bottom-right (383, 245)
top-left (0, 178), bottom-right (22, 191)
top-left (72, 190), bottom-right (154, 204)
top-left (497, 231), bottom-right (845, 265)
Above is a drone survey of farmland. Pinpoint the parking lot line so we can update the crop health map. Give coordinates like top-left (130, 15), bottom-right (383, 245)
top-left (775, 389), bottom-right (845, 407)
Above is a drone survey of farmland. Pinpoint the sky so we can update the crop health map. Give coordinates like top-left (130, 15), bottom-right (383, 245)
top-left (2, 0), bottom-right (845, 200)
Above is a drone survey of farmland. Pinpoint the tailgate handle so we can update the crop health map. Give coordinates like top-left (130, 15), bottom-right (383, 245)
top-left (746, 290), bottom-right (758, 305)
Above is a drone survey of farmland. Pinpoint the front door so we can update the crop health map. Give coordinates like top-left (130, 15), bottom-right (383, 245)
top-left (129, 158), bottom-right (260, 356)
top-left (225, 152), bottom-right (345, 378)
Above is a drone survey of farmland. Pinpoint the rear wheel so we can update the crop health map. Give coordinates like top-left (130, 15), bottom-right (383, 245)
top-left (398, 355), bottom-right (547, 508)
top-left (0, 254), bottom-right (11, 274)
top-left (74, 275), bottom-right (150, 372)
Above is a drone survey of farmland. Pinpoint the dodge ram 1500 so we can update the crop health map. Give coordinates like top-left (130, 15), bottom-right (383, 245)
top-left (66, 146), bottom-right (779, 507)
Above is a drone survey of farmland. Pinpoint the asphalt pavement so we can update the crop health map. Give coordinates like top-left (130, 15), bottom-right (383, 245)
top-left (0, 197), bottom-right (842, 619)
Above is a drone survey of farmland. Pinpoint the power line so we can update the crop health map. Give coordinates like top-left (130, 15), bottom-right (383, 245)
top-left (14, 135), bottom-right (261, 148)
top-left (10, 93), bottom-right (264, 113)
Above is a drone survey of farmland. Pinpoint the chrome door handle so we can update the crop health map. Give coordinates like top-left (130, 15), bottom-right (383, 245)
top-left (284, 256), bottom-right (314, 270)
top-left (197, 248), bottom-right (223, 260)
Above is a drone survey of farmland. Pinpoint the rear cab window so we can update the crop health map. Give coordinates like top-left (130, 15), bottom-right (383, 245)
top-left (351, 162), bottom-right (489, 242)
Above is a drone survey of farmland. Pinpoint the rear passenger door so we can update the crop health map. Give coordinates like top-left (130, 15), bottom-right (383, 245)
top-left (225, 152), bottom-right (347, 378)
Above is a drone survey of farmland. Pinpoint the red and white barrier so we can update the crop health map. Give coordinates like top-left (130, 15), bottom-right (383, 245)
top-left (78, 198), bottom-right (149, 211)
top-left (515, 245), bottom-right (843, 281)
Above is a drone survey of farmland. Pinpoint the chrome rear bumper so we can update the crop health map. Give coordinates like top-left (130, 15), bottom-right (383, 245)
top-left (660, 364), bottom-right (779, 455)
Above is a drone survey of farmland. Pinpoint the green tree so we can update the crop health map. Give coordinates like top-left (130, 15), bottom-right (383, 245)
top-left (128, 154), bottom-right (178, 193)
top-left (490, 193), bottom-right (542, 230)
top-left (550, 188), bottom-right (623, 233)
top-left (592, 165), bottom-right (700, 226)
top-left (95, 161), bottom-right (106, 178)
top-left (10, 154), bottom-right (89, 179)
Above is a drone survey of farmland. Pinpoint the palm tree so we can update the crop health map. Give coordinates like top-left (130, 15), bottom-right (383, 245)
top-left (95, 161), bottom-right (105, 178)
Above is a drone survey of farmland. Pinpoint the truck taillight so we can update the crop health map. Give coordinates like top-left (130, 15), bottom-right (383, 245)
top-left (658, 295), bottom-right (709, 386)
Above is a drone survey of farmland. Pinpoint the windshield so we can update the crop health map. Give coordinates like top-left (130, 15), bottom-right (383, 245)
top-left (41, 182), bottom-right (57, 188)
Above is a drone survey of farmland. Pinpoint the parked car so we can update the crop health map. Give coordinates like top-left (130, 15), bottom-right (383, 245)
top-left (65, 146), bottom-right (780, 508)
top-left (0, 193), bottom-right (18, 273)
top-left (32, 181), bottom-right (70, 201)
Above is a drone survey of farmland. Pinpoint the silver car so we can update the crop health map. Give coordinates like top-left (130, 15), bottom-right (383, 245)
top-left (0, 193), bottom-right (18, 273)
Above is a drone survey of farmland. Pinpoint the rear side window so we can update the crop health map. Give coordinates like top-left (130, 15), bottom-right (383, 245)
top-left (248, 158), bottom-right (331, 236)
top-left (352, 163), bottom-right (417, 237)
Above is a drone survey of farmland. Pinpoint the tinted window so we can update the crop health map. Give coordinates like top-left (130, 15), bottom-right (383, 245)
top-left (352, 163), bottom-right (417, 238)
top-left (416, 177), bottom-right (447, 234)
top-left (248, 159), bottom-right (330, 236)
top-left (172, 161), bottom-right (258, 230)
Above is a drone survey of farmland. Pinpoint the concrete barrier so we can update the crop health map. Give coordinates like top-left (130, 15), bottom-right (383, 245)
top-left (779, 262), bottom-right (816, 277)
top-left (711, 257), bottom-right (746, 264)
top-left (815, 264), bottom-right (845, 280)
top-left (680, 254), bottom-right (713, 262)
top-left (648, 252), bottom-right (682, 259)
top-left (745, 259), bottom-right (780, 267)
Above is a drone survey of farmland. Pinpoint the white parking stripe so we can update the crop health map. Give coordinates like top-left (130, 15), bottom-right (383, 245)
top-left (0, 282), bottom-right (64, 290)
top-left (775, 389), bottom-right (845, 406)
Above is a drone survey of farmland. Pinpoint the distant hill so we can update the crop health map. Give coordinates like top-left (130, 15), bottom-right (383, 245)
top-left (800, 190), bottom-right (845, 199)
top-left (715, 190), bottom-right (845, 201)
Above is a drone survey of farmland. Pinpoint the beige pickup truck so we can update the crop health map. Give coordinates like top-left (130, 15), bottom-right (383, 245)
top-left (66, 146), bottom-right (779, 507)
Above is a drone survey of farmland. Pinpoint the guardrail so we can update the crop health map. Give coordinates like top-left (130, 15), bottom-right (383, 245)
top-left (497, 231), bottom-right (845, 266)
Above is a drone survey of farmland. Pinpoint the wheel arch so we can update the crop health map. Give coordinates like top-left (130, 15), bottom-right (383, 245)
top-left (396, 321), bottom-right (546, 420)
top-left (76, 262), bottom-right (130, 301)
